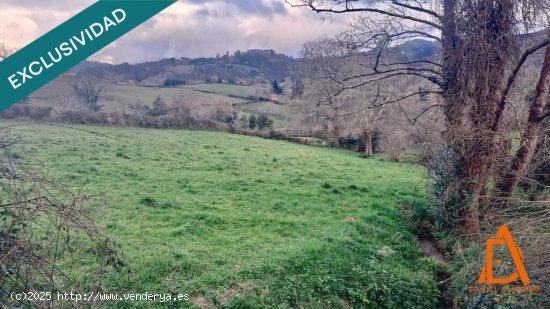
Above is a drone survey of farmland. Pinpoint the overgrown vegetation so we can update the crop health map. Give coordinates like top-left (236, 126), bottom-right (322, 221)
top-left (0, 128), bottom-right (122, 308)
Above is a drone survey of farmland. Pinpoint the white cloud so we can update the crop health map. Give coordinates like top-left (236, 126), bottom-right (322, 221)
top-left (0, 0), bottom-right (349, 63)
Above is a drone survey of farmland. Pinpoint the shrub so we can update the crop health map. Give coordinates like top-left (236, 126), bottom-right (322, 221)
top-left (149, 96), bottom-right (169, 117)
top-left (257, 114), bottom-right (273, 130)
top-left (163, 79), bottom-right (186, 87)
top-left (139, 196), bottom-right (158, 207)
top-left (248, 114), bottom-right (257, 129)
top-left (0, 104), bottom-right (52, 120)
top-left (271, 80), bottom-right (283, 94)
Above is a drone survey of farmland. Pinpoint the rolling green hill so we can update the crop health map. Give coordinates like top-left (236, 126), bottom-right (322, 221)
top-left (6, 121), bottom-right (439, 308)
top-left (25, 77), bottom-right (292, 129)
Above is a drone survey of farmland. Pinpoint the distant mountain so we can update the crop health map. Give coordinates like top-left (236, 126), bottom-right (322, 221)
top-left (73, 49), bottom-right (295, 86)
top-left (390, 39), bottom-right (440, 61)
top-left (72, 32), bottom-right (546, 87)
top-left (71, 61), bottom-right (113, 73)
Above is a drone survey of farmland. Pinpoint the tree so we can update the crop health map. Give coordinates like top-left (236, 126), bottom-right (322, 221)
top-left (257, 114), bottom-right (274, 130)
top-left (150, 96), bottom-right (169, 117)
top-left (171, 91), bottom-right (194, 121)
top-left (272, 80), bottom-right (283, 94)
top-left (497, 43), bottom-right (550, 197)
top-left (249, 114), bottom-right (257, 129)
top-left (71, 79), bottom-right (103, 112)
top-left (293, 37), bottom-right (351, 147)
top-left (239, 115), bottom-right (248, 130)
top-left (288, 0), bottom-right (550, 234)
top-left (291, 79), bottom-right (305, 98)
top-left (349, 84), bottom-right (388, 156)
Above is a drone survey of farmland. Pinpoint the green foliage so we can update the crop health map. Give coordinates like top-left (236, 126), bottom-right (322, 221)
top-left (256, 114), bottom-right (273, 130)
top-left (139, 196), bottom-right (158, 207)
top-left (163, 78), bottom-right (186, 87)
top-left (248, 114), bottom-right (257, 129)
top-left (426, 147), bottom-right (465, 232)
top-left (248, 215), bottom-right (440, 308)
top-left (271, 80), bottom-right (283, 95)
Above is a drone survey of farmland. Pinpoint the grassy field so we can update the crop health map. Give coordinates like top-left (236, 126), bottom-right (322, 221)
top-left (6, 122), bottom-right (439, 308)
top-left (27, 79), bottom-right (293, 129)
top-left (239, 101), bottom-right (291, 129)
top-left (102, 84), bottom-right (245, 108)
top-left (29, 78), bottom-right (246, 113)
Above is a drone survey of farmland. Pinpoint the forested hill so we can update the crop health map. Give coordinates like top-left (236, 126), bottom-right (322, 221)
top-left (72, 49), bottom-right (295, 86)
top-left (71, 41), bottom-right (443, 86)
top-left (72, 33), bottom-right (546, 87)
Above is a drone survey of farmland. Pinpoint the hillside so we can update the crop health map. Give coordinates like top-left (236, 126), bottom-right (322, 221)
top-left (72, 49), bottom-right (295, 86)
top-left (7, 122), bottom-right (440, 308)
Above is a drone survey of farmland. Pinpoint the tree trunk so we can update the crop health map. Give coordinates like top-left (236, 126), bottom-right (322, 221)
top-left (440, 0), bottom-right (514, 235)
top-left (497, 43), bottom-right (550, 197)
top-left (364, 131), bottom-right (373, 157)
top-left (325, 120), bottom-right (340, 147)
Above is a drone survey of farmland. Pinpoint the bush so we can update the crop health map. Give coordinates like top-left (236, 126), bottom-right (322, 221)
top-left (139, 196), bottom-right (158, 207)
top-left (0, 104), bottom-right (52, 120)
top-left (271, 80), bottom-right (283, 94)
top-left (257, 114), bottom-right (273, 130)
top-left (149, 96), bottom-right (169, 117)
top-left (163, 79), bottom-right (186, 87)
top-left (248, 114), bottom-right (257, 129)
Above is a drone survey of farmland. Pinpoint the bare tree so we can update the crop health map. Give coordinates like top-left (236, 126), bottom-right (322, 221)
top-left (171, 91), bottom-right (195, 120)
top-left (288, 0), bottom-right (550, 235)
top-left (71, 79), bottom-right (103, 112)
top-left (497, 41), bottom-right (550, 197)
top-left (344, 85), bottom-right (389, 156)
top-left (295, 37), bottom-right (358, 146)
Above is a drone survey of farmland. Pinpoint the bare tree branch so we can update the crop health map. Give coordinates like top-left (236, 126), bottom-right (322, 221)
top-left (336, 90), bottom-right (442, 116)
top-left (494, 38), bottom-right (550, 130)
top-left (390, 0), bottom-right (442, 20)
top-left (285, 0), bottom-right (443, 30)
top-left (407, 103), bottom-right (443, 125)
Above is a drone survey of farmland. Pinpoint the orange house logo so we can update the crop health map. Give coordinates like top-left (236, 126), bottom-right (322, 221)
top-left (478, 225), bottom-right (529, 284)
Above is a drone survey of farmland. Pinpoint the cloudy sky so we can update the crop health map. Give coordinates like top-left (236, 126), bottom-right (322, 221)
top-left (0, 0), bottom-right (349, 64)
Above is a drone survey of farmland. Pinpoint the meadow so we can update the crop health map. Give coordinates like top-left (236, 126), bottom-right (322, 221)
top-left (27, 78), bottom-right (292, 129)
top-left (29, 79), bottom-right (246, 113)
top-left (6, 122), bottom-right (440, 308)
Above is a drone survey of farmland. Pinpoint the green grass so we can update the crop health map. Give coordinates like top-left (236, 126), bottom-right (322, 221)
top-left (29, 79), bottom-right (246, 113)
top-left (27, 78), bottom-right (294, 129)
top-left (239, 101), bottom-right (290, 129)
top-left (5, 121), bottom-right (439, 308)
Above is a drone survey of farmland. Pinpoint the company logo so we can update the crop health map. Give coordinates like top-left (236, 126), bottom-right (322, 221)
top-left (468, 225), bottom-right (542, 302)
top-left (478, 225), bottom-right (529, 284)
